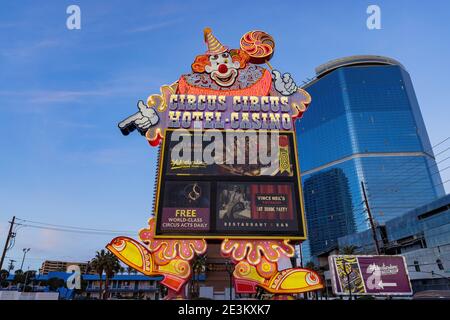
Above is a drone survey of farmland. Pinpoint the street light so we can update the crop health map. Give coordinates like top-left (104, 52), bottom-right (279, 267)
top-left (225, 261), bottom-right (235, 300)
top-left (22, 266), bottom-right (31, 292)
top-left (20, 248), bottom-right (30, 270)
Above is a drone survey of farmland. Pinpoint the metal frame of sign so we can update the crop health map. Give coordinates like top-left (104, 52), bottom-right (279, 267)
top-left (328, 254), bottom-right (413, 296)
top-left (152, 129), bottom-right (308, 240)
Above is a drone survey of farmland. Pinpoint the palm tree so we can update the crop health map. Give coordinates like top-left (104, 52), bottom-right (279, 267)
top-left (90, 250), bottom-right (107, 299)
top-left (127, 266), bottom-right (137, 275)
top-left (190, 254), bottom-right (207, 298)
top-left (13, 269), bottom-right (25, 288)
top-left (340, 245), bottom-right (357, 255)
top-left (103, 252), bottom-right (121, 299)
top-left (126, 266), bottom-right (133, 275)
top-left (0, 269), bottom-right (10, 288)
top-left (47, 277), bottom-right (65, 291)
top-left (305, 261), bottom-right (317, 270)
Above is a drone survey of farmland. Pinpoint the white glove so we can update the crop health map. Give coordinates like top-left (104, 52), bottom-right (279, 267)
top-left (134, 100), bottom-right (159, 130)
top-left (272, 70), bottom-right (298, 96)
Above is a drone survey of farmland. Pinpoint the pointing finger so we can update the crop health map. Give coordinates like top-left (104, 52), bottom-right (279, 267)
top-left (137, 100), bottom-right (148, 113)
top-left (118, 112), bottom-right (141, 129)
top-left (135, 117), bottom-right (149, 125)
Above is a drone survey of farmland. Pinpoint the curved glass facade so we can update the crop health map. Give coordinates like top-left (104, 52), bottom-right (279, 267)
top-left (296, 61), bottom-right (445, 261)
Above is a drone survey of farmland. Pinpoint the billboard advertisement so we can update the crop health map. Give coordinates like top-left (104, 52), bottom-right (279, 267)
top-left (329, 255), bottom-right (413, 296)
top-left (154, 129), bottom-right (306, 239)
top-left (159, 181), bottom-right (211, 233)
top-left (164, 131), bottom-right (295, 177)
top-left (216, 182), bottom-right (299, 233)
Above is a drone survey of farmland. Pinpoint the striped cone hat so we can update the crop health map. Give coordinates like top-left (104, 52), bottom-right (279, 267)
top-left (204, 27), bottom-right (228, 55)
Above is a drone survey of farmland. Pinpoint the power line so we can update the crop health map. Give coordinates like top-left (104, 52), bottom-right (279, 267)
top-left (379, 156), bottom-right (450, 190)
top-left (366, 136), bottom-right (450, 192)
top-left (389, 136), bottom-right (450, 171)
top-left (366, 164), bottom-right (450, 204)
top-left (368, 148), bottom-right (450, 193)
top-left (16, 223), bottom-right (135, 236)
top-left (388, 163), bottom-right (449, 192)
top-left (434, 179), bottom-right (450, 188)
top-left (15, 218), bottom-right (136, 234)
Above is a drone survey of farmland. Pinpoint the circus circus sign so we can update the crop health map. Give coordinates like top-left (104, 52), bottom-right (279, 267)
top-left (116, 28), bottom-right (310, 240)
top-left (107, 28), bottom-right (323, 297)
top-left (118, 29), bottom-right (310, 146)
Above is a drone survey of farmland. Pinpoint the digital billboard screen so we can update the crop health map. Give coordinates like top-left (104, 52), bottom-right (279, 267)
top-left (216, 182), bottom-right (299, 233)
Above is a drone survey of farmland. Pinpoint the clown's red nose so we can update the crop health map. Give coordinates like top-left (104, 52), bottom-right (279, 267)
top-left (218, 64), bottom-right (228, 74)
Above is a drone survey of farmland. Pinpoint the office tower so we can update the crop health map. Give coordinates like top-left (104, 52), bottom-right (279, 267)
top-left (296, 55), bottom-right (445, 260)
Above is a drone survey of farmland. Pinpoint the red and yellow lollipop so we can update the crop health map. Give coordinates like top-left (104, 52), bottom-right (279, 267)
top-left (240, 30), bottom-right (275, 69)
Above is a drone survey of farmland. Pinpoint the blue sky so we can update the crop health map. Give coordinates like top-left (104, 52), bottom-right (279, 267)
top-left (1, 0), bottom-right (449, 271)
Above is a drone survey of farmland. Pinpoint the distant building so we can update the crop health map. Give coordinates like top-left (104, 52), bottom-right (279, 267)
top-left (338, 194), bottom-right (450, 292)
top-left (303, 168), bottom-right (355, 256)
top-left (39, 260), bottom-right (90, 275)
top-left (83, 274), bottom-right (162, 299)
top-left (2, 271), bottom-right (163, 300)
top-left (297, 55), bottom-right (445, 263)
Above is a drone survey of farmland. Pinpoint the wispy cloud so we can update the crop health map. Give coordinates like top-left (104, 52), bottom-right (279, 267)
top-left (53, 120), bottom-right (96, 130)
top-left (0, 39), bottom-right (60, 58)
top-left (0, 69), bottom-right (168, 107)
top-left (126, 18), bottom-right (183, 33)
top-left (28, 90), bottom-right (113, 103)
top-left (65, 146), bottom-right (146, 166)
top-left (0, 89), bottom-right (113, 103)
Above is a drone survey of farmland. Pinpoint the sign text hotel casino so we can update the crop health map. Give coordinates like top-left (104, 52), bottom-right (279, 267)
top-left (167, 94), bottom-right (296, 130)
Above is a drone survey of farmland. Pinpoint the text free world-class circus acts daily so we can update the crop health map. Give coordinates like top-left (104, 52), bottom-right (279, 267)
top-left (162, 216), bottom-right (208, 229)
top-left (167, 94), bottom-right (295, 130)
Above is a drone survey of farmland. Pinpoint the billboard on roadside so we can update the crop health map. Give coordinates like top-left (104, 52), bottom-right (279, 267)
top-left (329, 255), bottom-right (413, 296)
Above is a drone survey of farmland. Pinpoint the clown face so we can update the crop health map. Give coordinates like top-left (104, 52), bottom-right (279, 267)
top-left (205, 52), bottom-right (241, 87)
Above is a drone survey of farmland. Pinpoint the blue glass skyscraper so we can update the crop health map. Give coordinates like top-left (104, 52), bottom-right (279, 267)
top-left (296, 55), bottom-right (445, 261)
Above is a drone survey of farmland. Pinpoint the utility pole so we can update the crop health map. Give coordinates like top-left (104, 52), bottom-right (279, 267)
top-left (0, 216), bottom-right (16, 270)
top-left (7, 259), bottom-right (16, 273)
top-left (361, 182), bottom-right (381, 255)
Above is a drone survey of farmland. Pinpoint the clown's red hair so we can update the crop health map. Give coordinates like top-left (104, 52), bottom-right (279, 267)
top-left (191, 49), bottom-right (250, 73)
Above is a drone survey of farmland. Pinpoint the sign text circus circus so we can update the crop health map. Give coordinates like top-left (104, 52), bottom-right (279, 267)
top-left (118, 29), bottom-right (310, 146)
